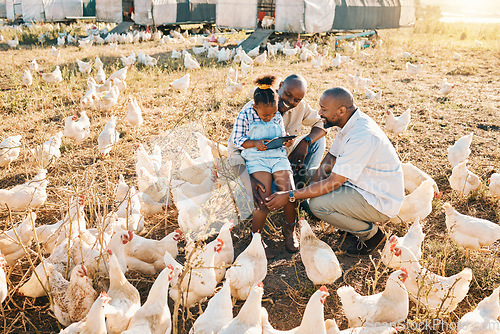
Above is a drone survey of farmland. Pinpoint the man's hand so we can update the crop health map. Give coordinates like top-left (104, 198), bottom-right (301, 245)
top-left (265, 191), bottom-right (289, 211)
top-left (288, 139), bottom-right (309, 171)
top-left (250, 174), bottom-right (266, 210)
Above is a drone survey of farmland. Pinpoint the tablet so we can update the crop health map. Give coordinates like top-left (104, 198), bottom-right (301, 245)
top-left (265, 135), bottom-right (297, 149)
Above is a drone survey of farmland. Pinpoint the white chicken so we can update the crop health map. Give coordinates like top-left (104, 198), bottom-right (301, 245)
top-left (59, 292), bottom-right (111, 334)
top-left (331, 53), bottom-right (342, 68)
top-left (64, 111), bottom-right (90, 143)
top-left (0, 169), bottom-right (48, 211)
top-left (94, 56), bottom-right (103, 70)
top-left (179, 149), bottom-right (213, 184)
top-left (0, 135), bottom-right (22, 168)
top-left (136, 166), bottom-right (171, 204)
top-left (170, 173), bottom-right (214, 207)
top-left (448, 133), bottom-right (473, 168)
top-left (138, 52), bottom-right (157, 66)
top-left (443, 202), bottom-right (500, 250)
top-left (100, 85), bottom-right (120, 111)
top-left (226, 77), bottom-right (245, 95)
top-left (135, 144), bottom-right (163, 176)
top-left (406, 62), bottom-right (423, 75)
top-left (7, 36), bottom-right (19, 48)
top-left (241, 61), bottom-right (252, 77)
top-left (170, 73), bottom-right (190, 92)
top-left (253, 51), bottom-right (267, 65)
top-left (381, 219), bottom-right (425, 268)
top-left (51, 46), bottom-right (61, 60)
top-left (449, 160), bottom-right (481, 196)
top-left (107, 231), bottom-right (133, 273)
top-left (122, 264), bottom-right (175, 334)
top-left (490, 173), bottom-right (500, 197)
top-left (28, 131), bottom-right (63, 168)
top-left (125, 229), bottom-right (182, 274)
top-left (98, 116), bottom-right (120, 155)
top-left (299, 218), bottom-right (342, 285)
top-left (194, 131), bottom-right (228, 159)
top-left (226, 232), bottom-right (267, 300)
top-left (126, 97), bottom-right (143, 127)
top-left (457, 286), bottom-right (500, 334)
top-left (105, 250), bottom-right (141, 334)
top-left (110, 67), bottom-right (128, 81)
top-left (391, 245), bottom-right (472, 314)
top-left (401, 162), bottom-right (440, 196)
top-left (77, 59), bottom-right (92, 74)
top-left (40, 66), bottom-right (63, 83)
top-left (283, 47), bottom-right (298, 57)
top-left (0, 212), bottom-right (36, 265)
top-left (262, 285), bottom-right (330, 334)
top-left (453, 52), bottom-right (462, 60)
top-left (184, 53), bottom-right (201, 70)
top-left (385, 108), bottom-right (411, 135)
top-left (337, 269), bottom-right (409, 327)
top-left (440, 78), bottom-right (454, 95)
top-left (0, 253), bottom-right (6, 303)
top-left (390, 179), bottom-right (434, 223)
top-left (121, 52), bottom-right (136, 67)
top-left (190, 277), bottom-right (233, 334)
top-left (169, 238), bottom-right (223, 308)
top-left (47, 263), bottom-right (98, 326)
top-left (29, 59), bottom-right (39, 72)
top-left (312, 55), bottom-right (323, 69)
top-left (218, 282), bottom-right (264, 334)
top-left (364, 88), bottom-right (382, 100)
top-left (22, 69), bottom-right (33, 86)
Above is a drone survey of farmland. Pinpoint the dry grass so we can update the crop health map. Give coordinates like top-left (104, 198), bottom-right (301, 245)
top-left (0, 19), bottom-right (499, 333)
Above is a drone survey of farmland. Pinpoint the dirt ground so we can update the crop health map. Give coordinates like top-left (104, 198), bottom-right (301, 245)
top-left (0, 20), bottom-right (499, 333)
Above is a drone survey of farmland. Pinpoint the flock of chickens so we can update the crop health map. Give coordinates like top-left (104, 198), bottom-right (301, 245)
top-left (0, 21), bottom-right (499, 334)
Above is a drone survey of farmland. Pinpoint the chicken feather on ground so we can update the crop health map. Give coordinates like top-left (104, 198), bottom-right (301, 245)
top-left (299, 218), bottom-right (342, 285)
top-left (391, 245), bottom-right (472, 314)
top-left (443, 202), bottom-right (500, 250)
top-left (226, 232), bottom-right (267, 300)
top-left (337, 269), bottom-right (409, 328)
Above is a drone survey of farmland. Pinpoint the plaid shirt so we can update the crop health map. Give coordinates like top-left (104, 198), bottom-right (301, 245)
top-left (232, 101), bottom-right (286, 149)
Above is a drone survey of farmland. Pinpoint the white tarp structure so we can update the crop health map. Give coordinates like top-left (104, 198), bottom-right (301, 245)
top-left (216, 0), bottom-right (257, 29)
top-left (0, 0), bottom-right (6, 18)
top-left (96, 0), bottom-right (122, 23)
top-left (134, 0), bottom-right (176, 26)
top-left (6, 0), bottom-right (15, 19)
top-left (22, 0), bottom-right (43, 21)
top-left (275, 0), bottom-right (335, 33)
top-left (44, 0), bottom-right (82, 21)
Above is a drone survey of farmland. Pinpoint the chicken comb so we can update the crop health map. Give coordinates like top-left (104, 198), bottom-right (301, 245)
top-left (390, 243), bottom-right (397, 252)
top-left (167, 264), bottom-right (174, 271)
top-left (106, 249), bottom-right (113, 255)
top-left (389, 235), bottom-right (398, 244)
top-left (217, 238), bottom-right (224, 246)
top-left (175, 229), bottom-right (183, 235)
top-left (320, 285), bottom-right (328, 293)
top-left (401, 267), bottom-right (408, 275)
top-left (128, 230), bottom-right (134, 241)
top-left (257, 282), bottom-right (264, 288)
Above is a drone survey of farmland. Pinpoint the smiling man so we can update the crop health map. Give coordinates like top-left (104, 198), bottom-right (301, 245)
top-left (265, 87), bottom-right (404, 256)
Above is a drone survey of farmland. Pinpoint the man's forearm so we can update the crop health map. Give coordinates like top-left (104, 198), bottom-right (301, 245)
top-left (293, 173), bottom-right (346, 200)
top-left (313, 153), bottom-right (336, 182)
top-left (308, 126), bottom-right (327, 144)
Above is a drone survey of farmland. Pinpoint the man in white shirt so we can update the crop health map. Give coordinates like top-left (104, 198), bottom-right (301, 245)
top-left (265, 87), bottom-right (404, 256)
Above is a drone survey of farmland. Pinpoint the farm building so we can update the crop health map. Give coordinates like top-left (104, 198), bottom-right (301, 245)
top-left (0, 0), bottom-right (216, 25)
top-left (216, 0), bottom-right (415, 32)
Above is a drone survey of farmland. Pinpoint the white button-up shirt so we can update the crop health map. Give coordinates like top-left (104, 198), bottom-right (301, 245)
top-left (329, 109), bottom-right (404, 218)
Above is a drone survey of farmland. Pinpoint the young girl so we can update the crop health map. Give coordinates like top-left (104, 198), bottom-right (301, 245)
top-left (232, 75), bottom-right (298, 257)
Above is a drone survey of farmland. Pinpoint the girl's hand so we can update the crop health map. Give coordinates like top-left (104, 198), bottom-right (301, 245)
top-left (255, 140), bottom-right (268, 151)
top-left (283, 138), bottom-right (294, 147)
